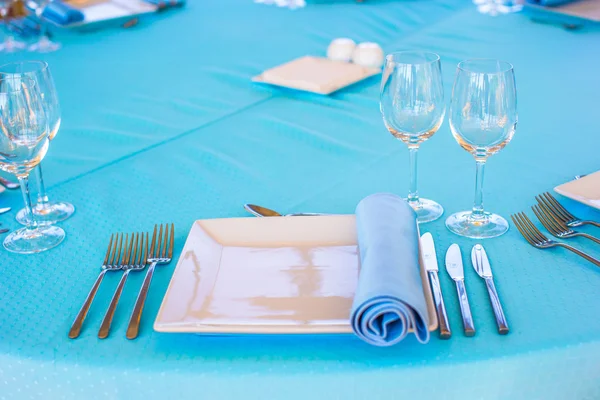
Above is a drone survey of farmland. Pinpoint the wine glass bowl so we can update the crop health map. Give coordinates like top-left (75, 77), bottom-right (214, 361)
top-left (446, 59), bottom-right (517, 239)
top-left (0, 61), bottom-right (75, 226)
top-left (0, 75), bottom-right (65, 253)
top-left (380, 51), bottom-right (445, 223)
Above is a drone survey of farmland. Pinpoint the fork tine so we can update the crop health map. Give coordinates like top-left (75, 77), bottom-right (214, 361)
top-left (109, 233), bottom-right (120, 265)
top-left (133, 232), bottom-right (140, 266)
top-left (536, 194), bottom-right (564, 224)
top-left (103, 234), bottom-right (114, 265)
top-left (149, 225), bottom-right (158, 259)
top-left (520, 212), bottom-right (549, 242)
top-left (532, 205), bottom-right (559, 235)
top-left (157, 224), bottom-right (164, 258)
top-left (168, 223), bottom-right (174, 258)
top-left (113, 233), bottom-right (124, 266)
top-left (543, 192), bottom-right (574, 222)
top-left (511, 214), bottom-right (536, 246)
top-left (122, 233), bottom-right (131, 265)
top-left (535, 204), bottom-right (567, 234)
top-left (161, 224), bottom-right (169, 258)
top-left (144, 232), bottom-right (149, 264)
top-left (518, 213), bottom-right (544, 245)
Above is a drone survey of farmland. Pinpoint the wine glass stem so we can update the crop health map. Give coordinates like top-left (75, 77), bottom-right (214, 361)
top-left (17, 175), bottom-right (38, 229)
top-left (472, 160), bottom-right (486, 220)
top-left (407, 146), bottom-right (420, 205)
top-left (34, 164), bottom-right (50, 206)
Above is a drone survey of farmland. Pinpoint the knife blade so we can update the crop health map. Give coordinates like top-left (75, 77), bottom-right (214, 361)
top-left (445, 244), bottom-right (475, 337)
top-left (421, 232), bottom-right (451, 339)
top-left (471, 244), bottom-right (509, 335)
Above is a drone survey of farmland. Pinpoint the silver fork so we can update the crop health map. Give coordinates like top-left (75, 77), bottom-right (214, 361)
top-left (69, 233), bottom-right (126, 339)
top-left (533, 204), bottom-right (600, 245)
top-left (98, 232), bottom-right (148, 339)
top-left (511, 212), bottom-right (600, 267)
top-left (536, 192), bottom-right (600, 228)
top-left (126, 223), bottom-right (174, 340)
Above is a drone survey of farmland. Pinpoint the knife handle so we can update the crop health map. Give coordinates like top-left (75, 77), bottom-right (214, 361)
top-left (455, 280), bottom-right (475, 337)
top-left (484, 278), bottom-right (509, 335)
top-left (428, 271), bottom-right (451, 339)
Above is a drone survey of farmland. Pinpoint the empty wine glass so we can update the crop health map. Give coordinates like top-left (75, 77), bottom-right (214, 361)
top-left (0, 75), bottom-right (65, 253)
top-left (0, 61), bottom-right (75, 226)
top-left (446, 59), bottom-right (517, 239)
top-left (28, 0), bottom-right (61, 53)
top-left (380, 51), bottom-right (446, 223)
top-left (0, 0), bottom-right (26, 53)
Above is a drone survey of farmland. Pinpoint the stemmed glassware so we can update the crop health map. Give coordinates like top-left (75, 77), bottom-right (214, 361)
top-left (380, 51), bottom-right (446, 223)
top-left (0, 75), bottom-right (65, 253)
top-left (0, 61), bottom-right (75, 226)
top-left (28, 0), bottom-right (61, 53)
top-left (446, 59), bottom-right (517, 239)
top-left (0, 0), bottom-right (26, 52)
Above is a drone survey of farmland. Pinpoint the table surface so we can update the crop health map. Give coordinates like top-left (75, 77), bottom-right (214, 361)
top-left (1, 1), bottom-right (600, 399)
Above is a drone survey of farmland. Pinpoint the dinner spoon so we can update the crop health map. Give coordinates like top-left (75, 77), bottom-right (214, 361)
top-left (243, 204), bottom-right (326, 217)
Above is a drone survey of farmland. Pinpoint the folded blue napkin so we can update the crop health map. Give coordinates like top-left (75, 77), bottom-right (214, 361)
top-left (351, 193), bottom-right (430, 347)
top-left (6, 17), bottom-right (40, 37)
top-left (42, 1), bottom-right (85, 26)
top-left (527, 0), bottom-right (576, 7)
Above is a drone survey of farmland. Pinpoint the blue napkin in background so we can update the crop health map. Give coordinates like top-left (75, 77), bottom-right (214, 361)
top-left (350, 193), bottom-right (430, 347)
top-left (42, 1), bottom-right (84, 25)
top-left (527, 0), bottom-right (577, 7)
top-left (5, 17), bottom-right (40, 37)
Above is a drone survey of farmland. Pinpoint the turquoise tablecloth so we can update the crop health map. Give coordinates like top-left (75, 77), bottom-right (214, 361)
top-left (1, 1), bottom-right (600, 399)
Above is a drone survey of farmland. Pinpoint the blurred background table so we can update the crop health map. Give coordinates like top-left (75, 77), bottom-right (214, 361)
top-left (1, 0), bottom-right (600, 398)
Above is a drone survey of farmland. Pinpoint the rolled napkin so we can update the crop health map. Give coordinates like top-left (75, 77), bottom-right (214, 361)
top-left (42, 1), bottom-right (85, 26)
top-left (351, 193), bottom-right (430, 346)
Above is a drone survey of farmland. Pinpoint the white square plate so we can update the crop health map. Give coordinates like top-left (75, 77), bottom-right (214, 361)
top-left (154, 215), bottom-right (437, 335)
top-left (555, 170), bottom-right (600, 210)
top-left (252, 56), bottom-right (381, 95)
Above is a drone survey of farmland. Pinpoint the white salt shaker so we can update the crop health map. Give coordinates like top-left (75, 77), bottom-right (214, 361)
top-left (326, 38), bottom-right (357, 63)
top-left (352, 42), bottom-right (385, 69)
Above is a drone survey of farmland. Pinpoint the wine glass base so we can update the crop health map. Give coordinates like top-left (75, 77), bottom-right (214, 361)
top-left (28, 38), bottom-right (61, 53)
top-left (405, 198), bottom-right (444, 224)
top-left (3, 225), bottom-right (65, 254)
top-left (16, 201), bottom-right (75, 226)
top-left (446, 211), bottom-right (509, 239)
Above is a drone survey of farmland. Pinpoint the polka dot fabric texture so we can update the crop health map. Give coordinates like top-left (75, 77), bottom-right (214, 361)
top-left (1, 0), bottom-right (600, 398)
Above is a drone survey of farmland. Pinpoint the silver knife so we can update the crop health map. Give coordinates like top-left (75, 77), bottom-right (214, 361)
top-left (445, 244), bottom-right (476, 337)
top-left (421, 232), bottom-right (451, 339)
top-left (471, 244), bottom-right (509, 335)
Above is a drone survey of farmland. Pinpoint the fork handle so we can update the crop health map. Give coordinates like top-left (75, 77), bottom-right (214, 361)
top-left (68, 269), bottom-right (107, 339)
top-left (578, 233), bottom-right (600, 245)
top-left (98, 270), bottom-right (130, 339)
top-left (559, 243), bottom-right (600, 267)
top-left (582, 221), bottom-right (600, 228)
top-left (126, 262), bottom-right (157, 340)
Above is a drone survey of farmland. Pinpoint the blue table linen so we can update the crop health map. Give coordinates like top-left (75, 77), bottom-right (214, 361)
top-left (42, 1), bottom-right (84, 25)
top-left (351, 193), bottom-right (430, 347)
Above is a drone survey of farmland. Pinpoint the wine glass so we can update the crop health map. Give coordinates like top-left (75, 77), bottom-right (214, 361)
top-left (0, 61), bottom-right (75, 226)
top-left (446, 59), bottom-right (517, 239)
top-left (380, 51), bottom-right (445, 223)
top-left (0, 0), bottom-right (26, 53)
top-left (28, 0), bottom-right (61, 53)
top-left (0, 75), bottom-right (65, 253)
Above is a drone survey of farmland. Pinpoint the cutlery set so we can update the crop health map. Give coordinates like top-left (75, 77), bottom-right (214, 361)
top-left (69, 223), bottom-right (174, 339)
top-left (512, 192), bottom-right (600, 266)
top-left (422, 233), bottom-right (508, 338)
